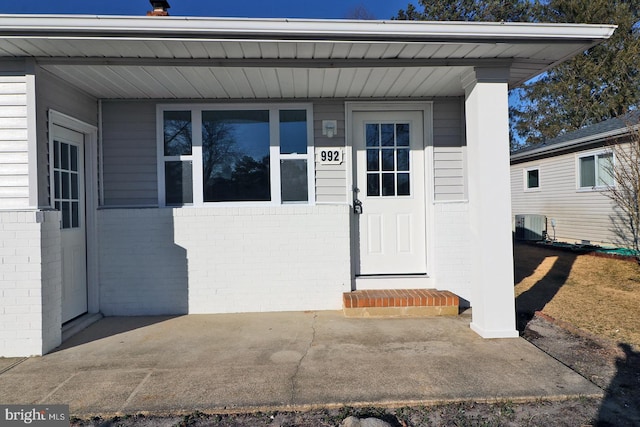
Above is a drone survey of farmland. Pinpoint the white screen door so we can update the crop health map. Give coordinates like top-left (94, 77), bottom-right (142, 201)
top-left (353, 111), bottom-right (426, 275)
top-left (53, 124), bottom-right (88, 323)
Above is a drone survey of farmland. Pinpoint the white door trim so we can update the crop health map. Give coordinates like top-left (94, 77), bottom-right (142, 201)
top-left (345, 102), bottom-right (435, 285)
top-left (48, 109), bottom-right (99, 317)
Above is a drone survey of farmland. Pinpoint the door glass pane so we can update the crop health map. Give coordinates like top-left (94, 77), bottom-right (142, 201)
top-left (62, 171), bottom-right (70, 199)
top-left (70, 145), bottom-right (78, 172)
top-left (71, 173), bottom-right (78, 199)
top-left (397, 149), bottom-right (409, 171)
top-left (281, 159), bottom-right (308, 202)
top-left (54, 141), bottom-right (60, 168)
top-left (367, 173), bottom-right (380, 196)
top-left (280, 110), bottom-right (307, 154)
top-left (580, 156), bottom-right (595, 187)
top-left (165, 161), bottom-right (193, 205)
top-left (61, 143), bottom-right (69, 170)
top-left (71, 202), bottom-right (79, 228)
top-left (62, 201), bottom-right (71, 229)
top-left (382, 149), bottom-right (394, 171)
top-left (381, 124), bottom-right (394, 146)
top-left (396, 124), bottom-right (410, 146)
top-left (363, 122), bottom-right (412, 198)
top-left (164, 111), bottom-right (192, 156)
top-left (54, 171), bottom-right (60, 199)
top-left (366, 124), bottom-right (379, 147)
top-left (397, 173), bottom-right (410, 196)
top-left (367, 149), bottom-right (379, 171)
top-left (382, 173), bottom-right (395, 196)
top-left (54, 141), bottom-right (83, 229)
top-left (202, 110), bottom-right (270, 202)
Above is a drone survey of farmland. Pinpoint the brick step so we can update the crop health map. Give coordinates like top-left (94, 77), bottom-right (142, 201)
top-left (343, 289), bottom-right (459, 318)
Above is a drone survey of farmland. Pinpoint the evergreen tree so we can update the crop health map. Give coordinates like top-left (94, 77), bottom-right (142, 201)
top-left (395, 0), bottom-right (640, 148)
top-left (511, 0), bottom-right (640, 146)
top-left (395, 0), bottom-right (539, 22)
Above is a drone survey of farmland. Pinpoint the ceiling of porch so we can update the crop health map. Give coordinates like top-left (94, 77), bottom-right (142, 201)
top-left (40, 64), bottom-right (473, 99)
top-left (0, 16), bottom-right (616, 100)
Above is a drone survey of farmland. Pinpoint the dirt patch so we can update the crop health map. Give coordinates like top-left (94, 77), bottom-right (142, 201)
top-left (514, 242), bottom-right (640, 426)
top-left (71, 396), bottom-right (603, 427)
top-left (514, 242), bottom-right (640, 349)
top-left (525, 313), bottom-right (640, 426)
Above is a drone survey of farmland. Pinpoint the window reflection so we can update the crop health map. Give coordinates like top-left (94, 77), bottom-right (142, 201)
top-left (202, 110), bottom-right (270, 202)
top-left (164, 111), bottom-right (192, 156)
top-left (280, 110), bottom-right (307, 154)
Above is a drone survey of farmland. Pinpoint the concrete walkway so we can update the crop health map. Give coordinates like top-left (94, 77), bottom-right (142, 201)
top-left (0, 311), bottom-right (602, 417)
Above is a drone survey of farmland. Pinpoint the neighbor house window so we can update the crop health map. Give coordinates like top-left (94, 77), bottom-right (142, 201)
top-left (525, 167), bottom-right (540, 191)
top-left (158, 104), bottom-right (314, 206)
top-left (578, 151), bottom-right (614, 189)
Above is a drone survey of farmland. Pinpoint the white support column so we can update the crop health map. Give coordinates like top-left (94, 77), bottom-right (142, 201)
top-left (25, 59), bottom-right (39, 209)
top-left (463, 67), bottom-right (518, 338)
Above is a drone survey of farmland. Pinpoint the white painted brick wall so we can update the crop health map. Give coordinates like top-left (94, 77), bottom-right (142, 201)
top-left (0, 210), bottom-right (61, 357)
top-left (40, 210), bottom-right (61, 353)
top-left (432, 201), bottom-right (473, 304)
top-left (98, 205), bottom-right (351, 316)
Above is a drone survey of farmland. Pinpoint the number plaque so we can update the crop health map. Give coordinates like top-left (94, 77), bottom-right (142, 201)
top-left (318, 148), bottom-right (343, 165)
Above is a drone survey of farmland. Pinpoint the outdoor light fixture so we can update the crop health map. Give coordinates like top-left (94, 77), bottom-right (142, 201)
top-left (322, 120), bottom-right (337, 138)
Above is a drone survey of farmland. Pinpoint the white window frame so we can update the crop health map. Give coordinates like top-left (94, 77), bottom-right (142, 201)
top-left (576, 149), bottom-right (615, 191)
top-left (523, 166), bottom-right (540, 192)
top-left (157, 103), bottom-right (315, 207)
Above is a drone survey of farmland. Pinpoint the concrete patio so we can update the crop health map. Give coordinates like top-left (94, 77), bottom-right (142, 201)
top-left (0, 311), bottom-right (602, 417)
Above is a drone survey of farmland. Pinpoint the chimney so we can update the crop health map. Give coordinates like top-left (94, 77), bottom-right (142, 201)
top-left (147, 0), bottom-right (170, 16)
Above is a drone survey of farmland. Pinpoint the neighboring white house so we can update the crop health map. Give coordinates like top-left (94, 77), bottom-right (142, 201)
top-left (0, 8), bottom-right (614, 356)
top-left (511, 114), bottom-right (636, 247)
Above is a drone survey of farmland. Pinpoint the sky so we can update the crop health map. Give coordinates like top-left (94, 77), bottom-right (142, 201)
top-left (0, 0), bottom-right (416, 20)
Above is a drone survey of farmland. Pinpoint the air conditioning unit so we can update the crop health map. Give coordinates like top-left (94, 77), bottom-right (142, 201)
top-left (515, 214), bottom-right (547, 241)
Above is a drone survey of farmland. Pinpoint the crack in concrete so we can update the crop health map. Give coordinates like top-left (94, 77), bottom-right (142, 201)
top-left (39, 372), bottom-right (78, 404)
top-left (290, 312), bottom-right (317, 403)
top-left (120, 369), bottom-right (154, 412)
top-left (0, 357), bottom-right (27, 375)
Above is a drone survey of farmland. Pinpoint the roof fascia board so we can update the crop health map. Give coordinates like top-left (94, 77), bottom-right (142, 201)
top-left (35, 56), bottom-right (513, 69)
top-left (0, 15), bottom-right (616, 43)
top-left (511, 126), bottom-right (636, 162)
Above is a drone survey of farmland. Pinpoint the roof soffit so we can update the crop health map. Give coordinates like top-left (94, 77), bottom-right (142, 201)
top-left (0, 15), bottom-right (616, 99)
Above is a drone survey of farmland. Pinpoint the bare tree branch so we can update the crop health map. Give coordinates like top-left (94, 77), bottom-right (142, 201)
top-left (602, 120), bottom-right (640, 262)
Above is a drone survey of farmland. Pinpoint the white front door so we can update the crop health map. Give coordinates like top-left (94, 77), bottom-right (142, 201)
top-left (353, 111), bottom-right (427, 275)
top-left (53, 125), bottom-right (88, 323)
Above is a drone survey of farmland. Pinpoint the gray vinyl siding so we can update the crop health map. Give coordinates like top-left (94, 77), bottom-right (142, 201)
top-left (0, 60), bottom-right (29, 208)
top-left (101, 101), bottom-right (157, 206)
top-left (35, 68), bottom-right (98, 207)
top-left (510, 148), bottom-right (620, 246)
top-left (100, 100), bottom-right (347, 206)
top-left (433, 98), bottom-right (466, 201)
top-left (314, 101), bottom-right (346, 204)
top-left (100, 98), bottom-right (467, 206)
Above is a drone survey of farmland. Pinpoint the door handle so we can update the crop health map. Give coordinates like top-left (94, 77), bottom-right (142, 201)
top-left (353, 186), bottom-right (362, 214)
top-left (353, 198), bottom-right (363, 214)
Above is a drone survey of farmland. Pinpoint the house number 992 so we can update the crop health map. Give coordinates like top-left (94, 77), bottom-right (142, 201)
top-left (319, 148), bottom-right (343, 165)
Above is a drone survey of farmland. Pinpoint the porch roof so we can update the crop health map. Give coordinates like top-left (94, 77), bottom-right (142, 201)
top-left (0, 15), bottom-right (616, 99)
